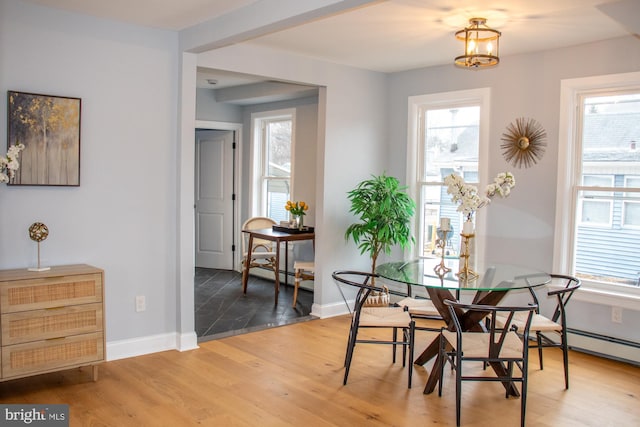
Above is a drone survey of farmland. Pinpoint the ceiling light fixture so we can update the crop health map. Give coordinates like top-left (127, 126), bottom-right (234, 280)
top-left (455, 17), bottom-right (500, 69)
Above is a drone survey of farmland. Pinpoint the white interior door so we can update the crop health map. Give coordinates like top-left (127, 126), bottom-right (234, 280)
top-left (195, 130), bottom-right (234, 269)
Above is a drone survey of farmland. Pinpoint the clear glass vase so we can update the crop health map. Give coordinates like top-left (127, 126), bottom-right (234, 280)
top-left (292, 215), bottom-right (304, 230)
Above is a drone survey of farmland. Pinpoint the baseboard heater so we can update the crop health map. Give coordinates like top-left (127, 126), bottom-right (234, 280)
top-left (567, 328), bottom-right (640, 366)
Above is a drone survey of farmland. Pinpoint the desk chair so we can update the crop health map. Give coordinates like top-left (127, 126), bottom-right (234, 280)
top-left (333, 270), bottom-right (415, 388)
top-left (241, 217), bottom-right (278, 293)
top-left (439, 299), bottom-right (537, 427)
top-left (293, 261), bottom-right (314, 307)
top-left (496, 274), bottom-right (581, 389)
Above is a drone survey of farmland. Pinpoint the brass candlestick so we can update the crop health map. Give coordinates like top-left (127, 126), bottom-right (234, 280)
top-left (433, 228), bottom-right (452, 278)
top-left (456, 232), bottom-right (478, 281)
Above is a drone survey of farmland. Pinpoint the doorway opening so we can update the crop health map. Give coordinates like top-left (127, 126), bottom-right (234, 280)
top-left (193, 121), bottom-right (314, 341)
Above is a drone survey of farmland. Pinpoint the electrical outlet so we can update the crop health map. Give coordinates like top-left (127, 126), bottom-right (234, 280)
top-left (611, 306), bottom-right (622, 324)
top-left (135, 295), bottom-right (146, 312)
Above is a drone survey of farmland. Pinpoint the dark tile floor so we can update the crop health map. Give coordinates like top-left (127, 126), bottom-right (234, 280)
top-left (195, 267), bottom-right (315, 342)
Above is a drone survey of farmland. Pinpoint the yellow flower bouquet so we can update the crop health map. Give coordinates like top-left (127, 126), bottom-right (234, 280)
top-left (285, 200), bottom-right (308, 229)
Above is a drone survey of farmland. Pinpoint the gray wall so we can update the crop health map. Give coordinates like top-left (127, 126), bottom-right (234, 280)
top-left (0, 0), bottom-right (180, 353)
top-left (386, 35), bottom-right (640, 344)
top-left (3, 0), bottom-right (639, 361)
top-left (195, 93), bottom-right (320, 268)
top-left (240, 96), bottom-right (319, 227)
top-left (196, 88), bottom-right (243, 123)
top-left (195, 43), bottom-right (389, 313)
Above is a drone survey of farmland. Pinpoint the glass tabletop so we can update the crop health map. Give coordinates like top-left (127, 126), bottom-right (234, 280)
top-left (376, 258), bottom-right (551, 291)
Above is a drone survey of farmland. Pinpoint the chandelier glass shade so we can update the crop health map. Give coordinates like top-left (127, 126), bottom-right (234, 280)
top-left (455, 18), bottom-right (500, 69)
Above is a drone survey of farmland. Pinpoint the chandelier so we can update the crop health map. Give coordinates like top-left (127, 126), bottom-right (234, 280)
top-left (455, 18), bottom-right (501, 69)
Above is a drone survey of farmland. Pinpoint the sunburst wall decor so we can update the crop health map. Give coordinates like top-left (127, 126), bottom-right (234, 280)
top-left (500, 117), bottom-right (547, 168)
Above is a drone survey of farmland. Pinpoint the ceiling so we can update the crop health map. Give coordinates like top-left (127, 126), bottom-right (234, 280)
top-left (21, 0), bottom-right (639, 94)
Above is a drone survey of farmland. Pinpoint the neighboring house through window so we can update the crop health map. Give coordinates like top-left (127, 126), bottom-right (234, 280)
top-left (251, 109), bottom-right (295, 223)
top-left (556, 72), bottom-right (640, 294)
top-left (407, 88), bottom-right (490, 258)
top-left (580, 174), bottom-right (614, 226)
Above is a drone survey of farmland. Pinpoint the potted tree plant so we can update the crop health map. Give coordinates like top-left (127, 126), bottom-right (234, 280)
top-left (345, 173), bottom-right (416, 281)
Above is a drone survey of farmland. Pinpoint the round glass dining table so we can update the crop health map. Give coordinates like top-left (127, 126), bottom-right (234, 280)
top-left (376, 258), bottom-right (551, 395)
top-left (376, 258), bottom-right (551, 293)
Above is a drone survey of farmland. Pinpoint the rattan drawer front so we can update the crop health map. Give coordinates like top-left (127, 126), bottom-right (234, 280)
top-left (2, 303), bottom-right (103, 346)
top-left (0, 273), bottom-right (102, 313)
top-left (2, 332), bottom-right (104, 379)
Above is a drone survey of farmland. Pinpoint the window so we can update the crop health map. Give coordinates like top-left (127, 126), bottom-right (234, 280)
top-left (556, 73), bottom-right (640, 292)
top-left (579, 175), bottom-right (613, 226)
top-left (251, 109), bottom-right (295, 223)
top-left (623, 176), bottom-right (640, 228)
top-left (408, 89), bottom-right (490, 258)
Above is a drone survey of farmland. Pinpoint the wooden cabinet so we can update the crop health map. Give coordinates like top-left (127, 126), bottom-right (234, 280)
top-left (0, 265), bottom-right (105, 381)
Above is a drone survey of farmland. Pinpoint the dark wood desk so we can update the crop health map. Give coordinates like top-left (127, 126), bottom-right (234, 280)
top-left (377, 258), bottom-right (550, 396)
top-left (242, 227), bottom-right (315, 304)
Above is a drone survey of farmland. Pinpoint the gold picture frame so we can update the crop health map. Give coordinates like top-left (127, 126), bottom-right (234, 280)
top-left (500, 117), bottom-right (547, 168)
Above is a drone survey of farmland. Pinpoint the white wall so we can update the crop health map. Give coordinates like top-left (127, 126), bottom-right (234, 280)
top-left (0, 0), bottom-right (188, 358)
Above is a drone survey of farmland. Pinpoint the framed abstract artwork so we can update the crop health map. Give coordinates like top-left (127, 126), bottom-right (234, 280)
top-left (7, 91), bottom-right (81, 186)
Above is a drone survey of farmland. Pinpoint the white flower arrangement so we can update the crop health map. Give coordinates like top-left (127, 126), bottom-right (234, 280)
top-left (444, 171), bottom-right (515, 221)
top-left (0, 143), bottom-right (25, 183)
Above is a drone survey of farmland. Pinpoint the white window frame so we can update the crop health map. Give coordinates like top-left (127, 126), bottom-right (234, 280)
top-left (555, 71), bottom-right (640, 306)
top-left (249, 108), bottom-right (296, 219)
top-left (407, 88), bottom-right (491, 259)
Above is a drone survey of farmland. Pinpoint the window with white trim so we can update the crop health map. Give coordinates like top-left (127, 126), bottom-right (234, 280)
top-left (251, 109), bottom-right (295, 223)
top-left (556, 73), bottom-right (640, 291)
top-left (408, 88), bottom-right (490, 258)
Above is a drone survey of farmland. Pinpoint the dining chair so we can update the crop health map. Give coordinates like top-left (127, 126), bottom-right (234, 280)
top-left (332, 270), bottom-right (415, 388)
top-left (241, 217), bottom-right (278, 290)
top-left (293, 261), bottom-right (314, 307)
top-left (396, 296), bottom-right (444, 333)
top-left (438, 299), bottom-right (537, 427)
top-left (496, 274), bottom-right (581, 389)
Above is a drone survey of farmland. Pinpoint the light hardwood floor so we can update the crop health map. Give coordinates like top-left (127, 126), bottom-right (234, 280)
top-left (0, 316), bottom-right (638, 426)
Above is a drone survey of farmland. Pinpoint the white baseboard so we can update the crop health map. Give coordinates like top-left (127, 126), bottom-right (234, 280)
top-left (568, 330), bottom-right (640, 365)
top-left (311, 300), bottom-right (350, 318)
top-left (106, 332), bottom-right (199, 361)
top-left (177, 331), bottom-right (199, 352)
